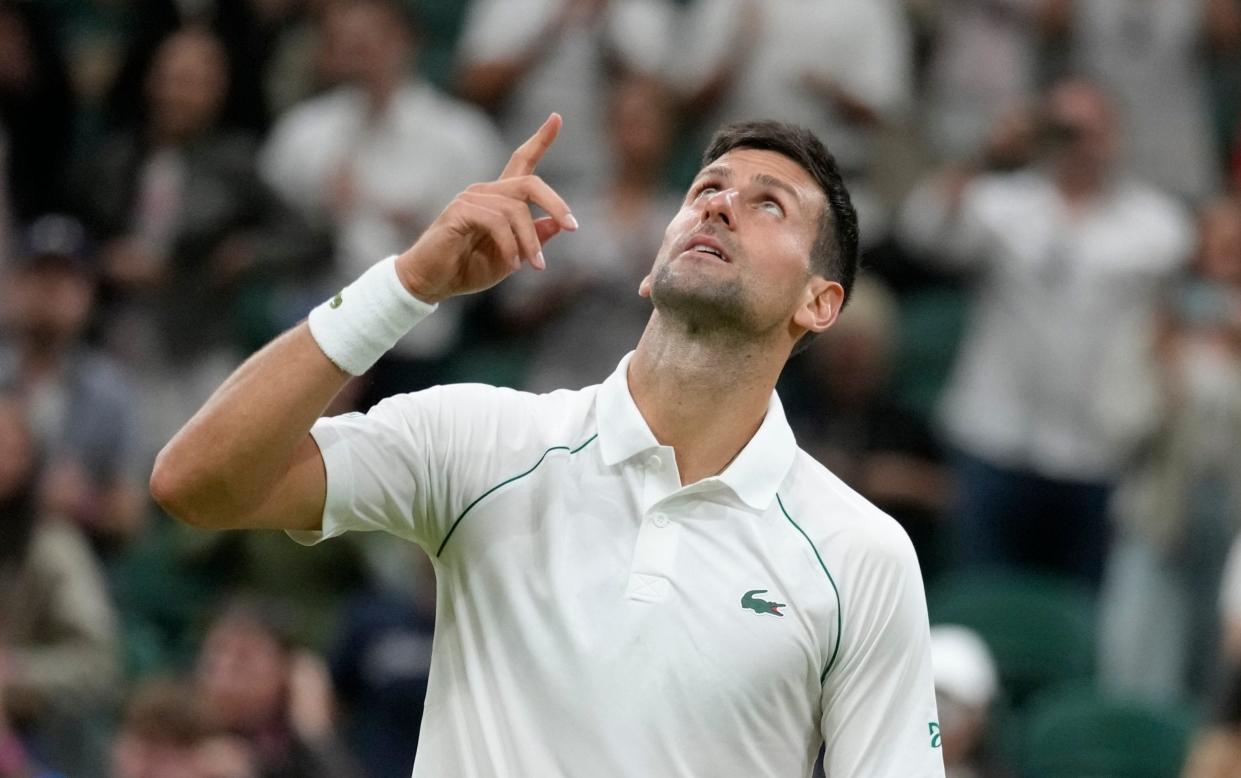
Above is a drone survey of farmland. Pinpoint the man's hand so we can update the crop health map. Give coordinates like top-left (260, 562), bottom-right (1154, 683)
top-left (394, 113), bottom-right (578, 303)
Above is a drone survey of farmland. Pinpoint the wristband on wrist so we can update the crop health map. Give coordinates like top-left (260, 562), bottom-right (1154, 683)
top-left (308, 255), bottom-right (437, 376)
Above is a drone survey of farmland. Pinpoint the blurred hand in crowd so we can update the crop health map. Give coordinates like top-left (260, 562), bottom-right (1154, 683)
top-left (286, 651), bottom-right (335, 743)
top-left (101, 237), bottom-right (167, 291)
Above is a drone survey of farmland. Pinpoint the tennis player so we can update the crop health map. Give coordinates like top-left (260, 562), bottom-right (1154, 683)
top-left (152, 113), bottom-right (945, 777)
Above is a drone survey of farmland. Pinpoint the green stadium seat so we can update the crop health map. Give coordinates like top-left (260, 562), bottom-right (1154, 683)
top-left (890, 286), bottom-right (969, 421)
top-left (1017, 685), bottom-right (1197, 778)
top-left (927, 569), bottom-right (1097, 707)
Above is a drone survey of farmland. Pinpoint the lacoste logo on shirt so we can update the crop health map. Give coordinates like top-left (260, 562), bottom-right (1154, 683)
top-left (741, 589), bottom-right (785, 617)
top-left (330, 292), bottom-right (343, 309)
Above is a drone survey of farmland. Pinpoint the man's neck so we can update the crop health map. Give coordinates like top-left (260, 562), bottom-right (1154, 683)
top-left (627, 313), bottom-right (787, 485)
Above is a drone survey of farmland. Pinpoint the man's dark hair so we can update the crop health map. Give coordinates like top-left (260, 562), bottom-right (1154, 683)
top-left (701, 120), bottom-right (860, 307)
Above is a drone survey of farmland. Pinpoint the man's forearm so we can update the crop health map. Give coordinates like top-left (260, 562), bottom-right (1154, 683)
top-left (150, 323), bottom-right (347, 527)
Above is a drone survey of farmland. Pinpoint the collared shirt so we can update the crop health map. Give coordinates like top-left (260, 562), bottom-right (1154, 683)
top-left (900, 169), bottom-right (1193, 480)
top-left (292, 353), bottom-right (943, 777)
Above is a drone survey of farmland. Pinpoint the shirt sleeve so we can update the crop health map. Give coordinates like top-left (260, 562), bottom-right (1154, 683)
top-left (286, 384), bottom-right (516, 553)
top-left (819, 528), bottom-right (945, 777)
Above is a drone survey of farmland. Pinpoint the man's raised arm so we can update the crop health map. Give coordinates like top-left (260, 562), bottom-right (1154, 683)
top-left (150, 114), bottom-right (577, 531)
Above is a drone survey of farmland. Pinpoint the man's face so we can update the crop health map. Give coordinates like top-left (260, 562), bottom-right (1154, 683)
top-left (320, 4), bottom-right (408, 87)
top-left (642, 148), bottom-right (828, 338)
top-left (4, 263), bottom-right (94, 348)
top-left (112, 734), bottom-right (203, 778)
top-left (196, 620), bottom-right (287, 731)
top-left (147, 32), bottom-right (228, 141)
top-left (1044, 82), bottom-right (1118, 176)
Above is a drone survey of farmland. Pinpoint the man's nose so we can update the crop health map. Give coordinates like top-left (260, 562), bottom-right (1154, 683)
top-left (701, 187), bottom-right (737, 228)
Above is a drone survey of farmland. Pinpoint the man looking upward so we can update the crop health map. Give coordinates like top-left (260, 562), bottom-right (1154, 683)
top-left (152, 114), bottom-right (944, 777)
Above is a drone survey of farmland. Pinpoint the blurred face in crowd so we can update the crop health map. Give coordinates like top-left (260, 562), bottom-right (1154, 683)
top-left (609, 76), bottom-right (673, 174)
top-left (196, 616), bottom-right (288, 732)
top-left (319, 1), bottom-right (411, 90)
top-left (146, 29), bottom-right (229, 143)
top-left (641, 148), bottom-right (832, 341)
top-left (0, 398), bottom-right (33, 501)
top-left (0, 6), bottom-right (34, 92)
top-left (3, 260), bottom-right (94, 352)
top-left (113, 734), bottom-right (204, 778)
top-left (1199, 201), bottom-right (1241, 286)
top-left (1043, 81), bottom-right (1119, 181)
top-left (981, 102), bottom-right (1036, 172)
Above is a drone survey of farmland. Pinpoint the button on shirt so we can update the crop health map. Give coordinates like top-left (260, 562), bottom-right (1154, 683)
top-left (291, 352), bottom-right (943, 777)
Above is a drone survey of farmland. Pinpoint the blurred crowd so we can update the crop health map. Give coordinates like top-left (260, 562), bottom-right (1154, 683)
top-left (1, 0), bottom-right (1240, 775)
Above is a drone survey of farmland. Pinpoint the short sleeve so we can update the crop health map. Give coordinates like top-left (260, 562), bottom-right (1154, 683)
top-left (819, 531), bottom-right (945, 777)
top-left (286, 385), bottom-right (514, 552)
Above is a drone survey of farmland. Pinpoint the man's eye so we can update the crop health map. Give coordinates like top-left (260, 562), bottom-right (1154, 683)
top-left (698, 186), bottom-right (719, 197)
top-left (760, 200), bottom-right (784, 216)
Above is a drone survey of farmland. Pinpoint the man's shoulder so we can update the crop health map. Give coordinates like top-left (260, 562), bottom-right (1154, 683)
top-left (782, 450), bottom-right (919, 566)
top-left (374, 381), bottom-right (601, 443)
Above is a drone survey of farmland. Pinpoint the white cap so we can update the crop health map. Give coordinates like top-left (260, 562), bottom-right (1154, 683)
top-left (930, 624), bottom-right (999, 710)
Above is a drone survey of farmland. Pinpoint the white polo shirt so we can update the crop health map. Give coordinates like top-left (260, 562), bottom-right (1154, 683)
top-left (291, 353), bottom-right (943, 777)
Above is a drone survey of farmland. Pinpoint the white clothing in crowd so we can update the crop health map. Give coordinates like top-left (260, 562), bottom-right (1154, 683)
top-left (456, 0), bottom-right (674, 193)
top-left (261, 81), bottom-right (505, 359)
top-left (899, 169), bottom-right (1193, 481)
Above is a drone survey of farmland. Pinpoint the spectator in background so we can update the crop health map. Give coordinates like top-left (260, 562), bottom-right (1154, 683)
top-left (787, 278), bottom-right (952, 580)
top-left (672, 0), bottom-right (911, 242)
top-left (913, 0), bottom-right (1064, 162)
top-left (194, 600), bottom-right (361, 778)
top-left (0, 1), bottom-right (73, 222)
top-left (500, 74), bottom-right (681, 391)
top-left (1061, 0), bottom-right (1241, 202)
top-left (104, 0), bottom-right (273, 134)
top-left (0, 215), bottom-right (144, 549)
top-left (82, 27), bottom-right (326, 459)
top-left (0, 394), bottom-right (120, 777)
top-left (328, 552), bottom-right (436, 778)
top-left (930, 625), bottom-right (1011, 778)
top-left (111, 677), bottom-right (257, 778)
top-left (262, 0), bottom-right (503, 395)
top-left (1183, 528), bottom-right (1241, 778)
top-left (0, 680), bottom-right (60, 778)
top-left (1103, 198), bottom-right (1241, 704)
top-left (455, 0), bottom-right (674, 194)
top-left (899, 79), bottom-right (1193, 586)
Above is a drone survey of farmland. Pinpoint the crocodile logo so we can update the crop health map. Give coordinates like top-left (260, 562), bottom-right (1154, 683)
top-left (329, 292), bottom-right (343, 309)
top-left (741, 589), bottom-right (785, 617)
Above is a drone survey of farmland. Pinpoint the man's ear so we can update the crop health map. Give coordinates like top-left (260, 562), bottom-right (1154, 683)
top-left (792, 278), bottom-right (844, 336)
top-left (638, 274), bottom-right (653, 298)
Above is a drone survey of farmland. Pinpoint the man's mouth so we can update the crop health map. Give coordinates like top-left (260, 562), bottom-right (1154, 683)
top-left (683, 235), bottom-right (730, 263)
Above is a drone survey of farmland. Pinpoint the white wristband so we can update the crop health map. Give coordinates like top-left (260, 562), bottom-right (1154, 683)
top-left (307, 256), bottom-right (438, 375)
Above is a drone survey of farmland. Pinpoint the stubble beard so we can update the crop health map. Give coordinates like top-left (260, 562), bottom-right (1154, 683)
top-left (648, 259), bottom-right (762, 341)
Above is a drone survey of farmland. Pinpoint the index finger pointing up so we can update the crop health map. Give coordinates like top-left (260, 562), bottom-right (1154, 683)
top-left (501, 113), bottom-right (562, 179)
